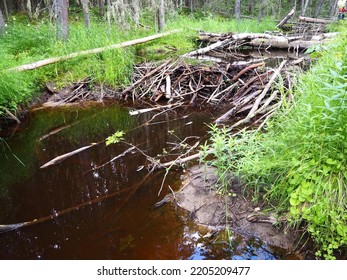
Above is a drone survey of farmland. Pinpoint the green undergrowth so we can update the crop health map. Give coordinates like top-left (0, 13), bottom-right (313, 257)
top-left (0, 13), bottom-right (277, 115)
top-left (203, 22), bottom-right (347, 259)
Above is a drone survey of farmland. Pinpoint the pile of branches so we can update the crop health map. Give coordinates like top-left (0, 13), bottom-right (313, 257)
top-left (41, 79), bottom-right (121, 108)
top-left (121, 58), bottom-right (298, 126)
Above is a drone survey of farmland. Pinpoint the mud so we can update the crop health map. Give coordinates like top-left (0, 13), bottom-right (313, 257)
top-left (172, 165), bottom-right (299, 253)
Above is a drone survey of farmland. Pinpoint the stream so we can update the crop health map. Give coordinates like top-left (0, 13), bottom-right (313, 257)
top-left (0, 47), bottom-right (305, 259)
top-left (0, 101), bottom-right (292, 260)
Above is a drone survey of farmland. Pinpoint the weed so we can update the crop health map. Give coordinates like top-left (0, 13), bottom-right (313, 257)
top-left (203, 23), bottom-right (347, 259)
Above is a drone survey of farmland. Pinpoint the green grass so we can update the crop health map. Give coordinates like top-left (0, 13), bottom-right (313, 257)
top-left (0, 12), bottom-right (277, 115)
top-left (203, 21), bottom-right (347, 259)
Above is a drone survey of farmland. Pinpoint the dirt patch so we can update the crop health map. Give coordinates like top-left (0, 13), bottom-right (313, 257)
top-left (170, 165), bottom-right (299, 253)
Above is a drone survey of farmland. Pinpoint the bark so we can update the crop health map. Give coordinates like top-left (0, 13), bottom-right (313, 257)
top-left (8, 29), bottom-right (181, 72)
top-left (98, 0), bottom-right (105, 16)
top-left (158, 0), bottom-right (165, 32)
top-left (81, 0), bottom-right (91, 29)
top-left (27, 0), bottom-right (32, 20)
top-left (235, 0), bottom-right (241, 21)
top-left (117, 0), bottom-right (126, 29)
top-left (55, 0), bottom-right (69, 41)
top-left (277, 7), bottom-right (295, 28)
top-left (106, 0), bottom-right (111, 32)
top-left (298, 15), bottom-right (332, 23)
top-left (0, 8), bottom-right (5, 35)
top-left (131, 0), bottom-right (140, 27)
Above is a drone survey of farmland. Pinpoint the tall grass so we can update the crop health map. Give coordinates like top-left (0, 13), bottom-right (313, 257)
top-left (204, 22), bottom-right (347, 259)
top-left (0, 13), bottom-right (277, 115)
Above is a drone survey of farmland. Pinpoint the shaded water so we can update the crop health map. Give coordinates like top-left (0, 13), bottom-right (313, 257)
top-left (0, 102), bottom-right (283, 260)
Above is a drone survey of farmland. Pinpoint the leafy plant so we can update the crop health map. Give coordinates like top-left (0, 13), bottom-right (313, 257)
top-left (105, 131), bottom-right (125, 146)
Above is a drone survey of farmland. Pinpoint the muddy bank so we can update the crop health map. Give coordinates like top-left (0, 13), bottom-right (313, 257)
top-left (163, 165), bottom-right (301, 256)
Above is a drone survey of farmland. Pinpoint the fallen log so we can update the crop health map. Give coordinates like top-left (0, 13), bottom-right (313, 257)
top-left (277, 8), bottom-right (295, 29)
top-left (8, 29), bottom-right (181, 72)
top-left (298, 16), bottom-right (332, 24)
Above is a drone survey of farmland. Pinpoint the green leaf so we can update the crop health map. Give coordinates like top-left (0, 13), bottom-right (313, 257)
top-left (336, 224), bottom-right (346, 237)
top-left (106, 131), bottom-right (125, 146)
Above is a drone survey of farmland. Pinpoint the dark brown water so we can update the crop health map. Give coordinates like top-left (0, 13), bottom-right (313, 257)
top-left (0, 102), bottom-right (283, 260)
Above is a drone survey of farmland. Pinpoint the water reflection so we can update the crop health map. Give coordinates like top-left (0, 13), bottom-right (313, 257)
top-left (0, 103), bottom-right (283, 260)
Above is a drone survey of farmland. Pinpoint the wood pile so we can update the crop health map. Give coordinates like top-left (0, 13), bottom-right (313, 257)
top-left (121, 58), bottom-right (298, 126)
top-left (195, 31), bottom-right (337, 53)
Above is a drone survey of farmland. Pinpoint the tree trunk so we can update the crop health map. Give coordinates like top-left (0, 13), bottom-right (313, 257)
top-left (44, 0), bottom-right (54, 23)
top-left (314, 0), bottom-right (324, 18)
top-left (106, 0), bottom-right (111, 33)
top-left (27, 0), bottom-right (33, 20)
top-left (98, 0), bottom-right (105, 16)
top-left (9, 29), bottom-right (181, 72)
top-left (118, 0), bottom-right (126, 29)
top-left (2, 0), bottom-right (9, 20)
top-left (235, 0), bottom-right (241, 21)
top-left (55, 0), bottom-right (69, 41)
top-left (16, 0), bottom-right (26, 12)
top-left (81, 0), bottom-right (91, 29)
top-left (131, 0), bottom-right (140, 27)
top-left (0, 8), bottom-right (5, 35)
top-left (158, 0), bottom-right (165, 32)
top-left (329, 0), bottom-right (338, 18)
top-left (188, 0), bottom-right (193, 13)
top-left (301, 0), bottom-right (310, 16)
top-left (258, 0), bottom-right (265, 22)
top-left (248, 0), bottom-right (254, 16)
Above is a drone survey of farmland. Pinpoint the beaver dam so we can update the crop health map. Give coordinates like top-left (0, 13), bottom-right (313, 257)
top-left (0, 28), bottom-right (334, 259)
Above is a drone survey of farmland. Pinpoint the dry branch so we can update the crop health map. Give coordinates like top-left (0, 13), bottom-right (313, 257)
top-left (40, 143), bottom-right (98, 168)
top-left (277, 8), bottom-right (295, 28)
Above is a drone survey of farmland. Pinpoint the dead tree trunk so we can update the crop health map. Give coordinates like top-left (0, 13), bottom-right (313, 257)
top-left (8, 29), bottom-right (181, 71)
top-left (158, 0), bottom-right (165, 32)
top-left (298, 15), bottom-right (332, 23)
top-left (277, 7), bottom-right (295, 28)
top-left (81, 0), bottom-right (91, 29)
top-left (55, 0), bottom-right (69, 41)
top-left (0, 7), bottom-right (5, 35)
